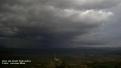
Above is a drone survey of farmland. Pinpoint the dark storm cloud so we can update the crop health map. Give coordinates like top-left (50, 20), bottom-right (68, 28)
top-left (0, 0), bottom-right (119, 48)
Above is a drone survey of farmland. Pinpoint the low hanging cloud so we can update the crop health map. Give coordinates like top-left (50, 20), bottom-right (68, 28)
top-left (0, 0), bottom-right (119, 48)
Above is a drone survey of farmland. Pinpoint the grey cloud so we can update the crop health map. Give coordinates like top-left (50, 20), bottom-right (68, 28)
top-left (44, 0), bottom-right (121, 10)
top-left (0, 0), bottom-right (119, 48)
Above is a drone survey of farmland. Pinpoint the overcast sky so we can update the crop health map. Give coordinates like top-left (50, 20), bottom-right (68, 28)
top-left (0, 0), bottom-right (121, 48)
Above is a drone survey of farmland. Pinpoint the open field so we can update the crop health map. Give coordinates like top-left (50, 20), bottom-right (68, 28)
top-left (1, 47), bottom-right (121, 68)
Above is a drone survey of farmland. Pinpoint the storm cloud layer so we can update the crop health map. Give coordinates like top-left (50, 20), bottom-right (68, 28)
top-left (0, 0), bottom-right (121, 48)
